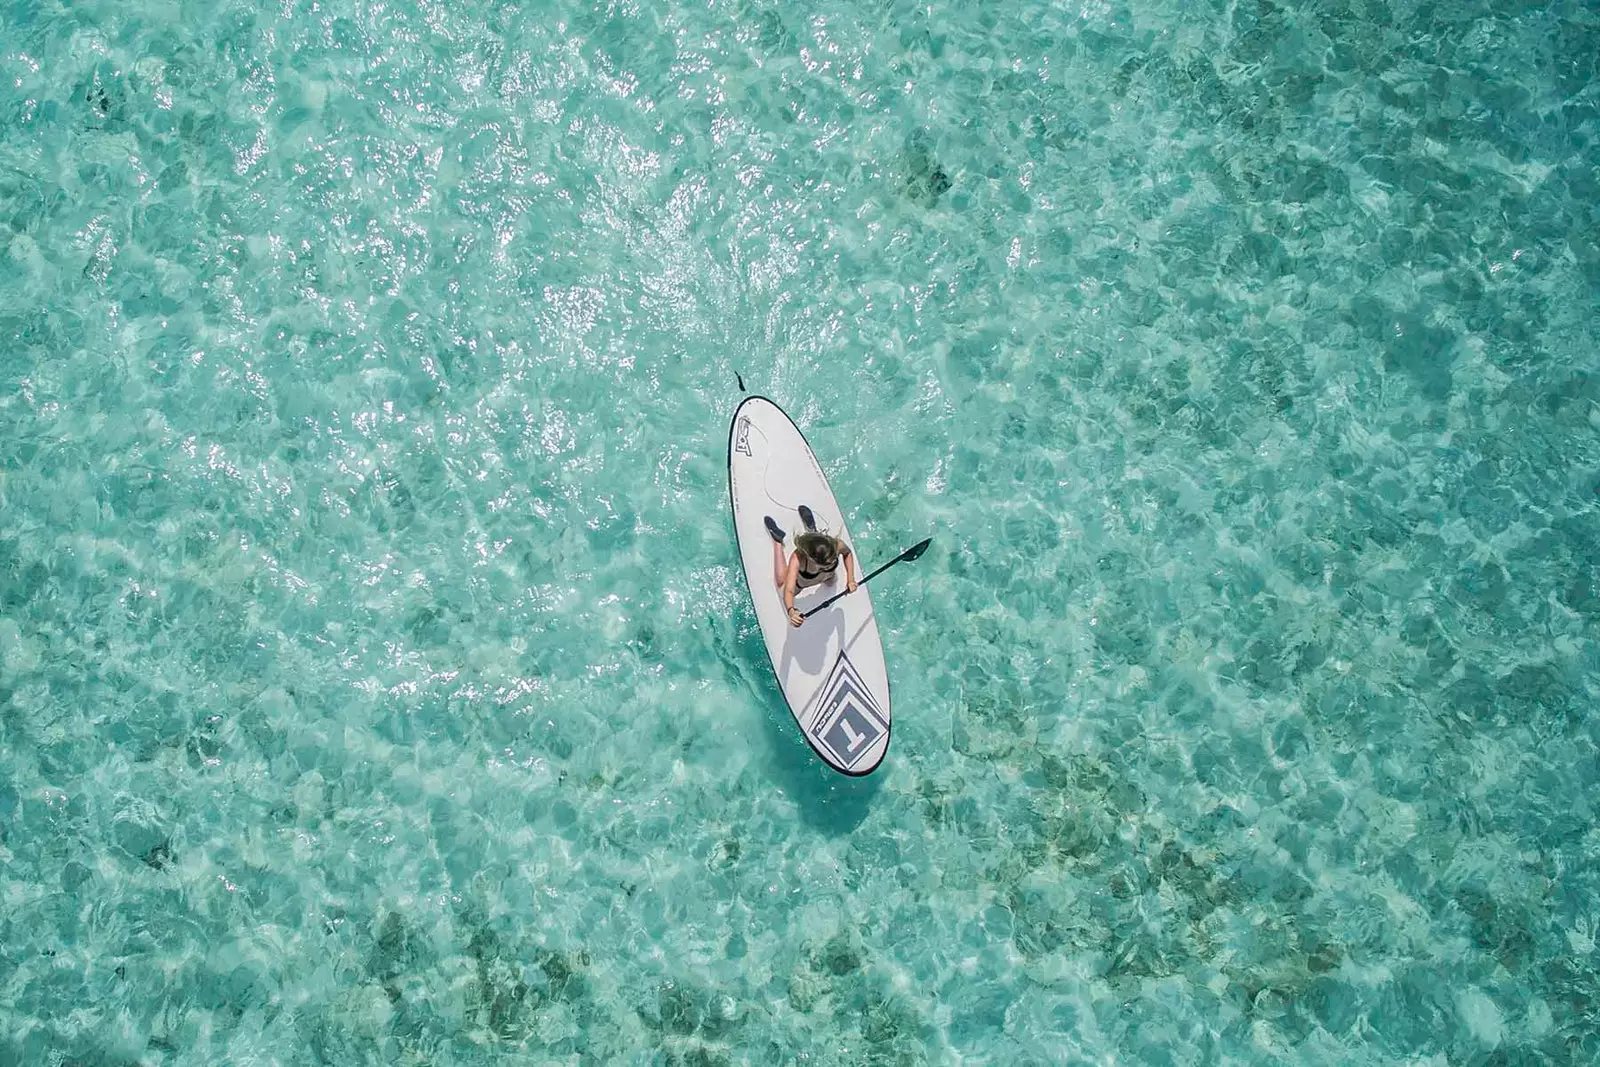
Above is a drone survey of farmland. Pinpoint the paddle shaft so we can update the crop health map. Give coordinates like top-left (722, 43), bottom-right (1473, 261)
top-left (800, 537), bottom-right (932, 618)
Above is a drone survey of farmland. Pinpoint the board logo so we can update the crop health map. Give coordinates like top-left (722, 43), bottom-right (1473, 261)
top-left (809, 653), bottom-right (888, 770)
top-left (734, 417), bottom-right (753, 457)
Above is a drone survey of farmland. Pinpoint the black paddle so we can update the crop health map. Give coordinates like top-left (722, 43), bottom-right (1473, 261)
top-left (801, 538), bottom-right (932, 618)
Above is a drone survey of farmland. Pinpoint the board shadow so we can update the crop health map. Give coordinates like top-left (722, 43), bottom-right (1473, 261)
top-left (731, 617), bottom-right (882, 835)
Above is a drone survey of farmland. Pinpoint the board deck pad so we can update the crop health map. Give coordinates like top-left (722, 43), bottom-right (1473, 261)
top-left (727, 396), bottom-right (891, 775)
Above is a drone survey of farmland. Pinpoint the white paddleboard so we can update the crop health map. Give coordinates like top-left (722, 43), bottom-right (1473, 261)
top-left (727, 396), bottom-right (892, 775)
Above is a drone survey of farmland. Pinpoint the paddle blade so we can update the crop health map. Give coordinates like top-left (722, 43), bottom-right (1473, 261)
top-left (898, 537), bottom-right (932, 563)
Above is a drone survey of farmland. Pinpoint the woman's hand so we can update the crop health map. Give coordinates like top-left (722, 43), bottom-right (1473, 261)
top-left (846, 577), bottom-right (858, 594)
top-left (788, 607), bottom-right (804, 627)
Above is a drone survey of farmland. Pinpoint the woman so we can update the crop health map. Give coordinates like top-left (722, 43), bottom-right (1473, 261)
top-left (764, 505), bottom-right (857, 627)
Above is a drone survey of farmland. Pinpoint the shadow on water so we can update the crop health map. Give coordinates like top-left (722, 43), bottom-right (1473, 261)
top-left (728, 617), bottom-right (882, 835)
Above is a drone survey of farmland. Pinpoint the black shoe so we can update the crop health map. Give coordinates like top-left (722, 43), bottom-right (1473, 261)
top-left (798, 505), bottom-right (818, 532)
top-left (764, 516), bottom-right (786, 543)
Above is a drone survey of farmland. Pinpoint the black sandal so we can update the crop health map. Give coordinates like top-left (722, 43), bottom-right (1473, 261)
top-left (764, 516), bottom-right (786, 543)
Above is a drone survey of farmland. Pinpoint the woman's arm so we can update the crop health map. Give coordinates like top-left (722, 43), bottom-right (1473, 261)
top-left (783, 554), bottom-right (803, 626)
top-left (842, 543), bottom-right (857, 592)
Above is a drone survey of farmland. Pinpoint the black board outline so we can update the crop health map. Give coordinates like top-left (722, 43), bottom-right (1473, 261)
top-left (727, 394), bottom-right (892, 777)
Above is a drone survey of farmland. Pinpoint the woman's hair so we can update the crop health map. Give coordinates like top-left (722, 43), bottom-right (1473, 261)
top-left (795, 532), bottom-right (839, 569)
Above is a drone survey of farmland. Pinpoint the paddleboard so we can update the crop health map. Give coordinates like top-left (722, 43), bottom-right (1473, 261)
top-left (727, 396), bottom-right (892, 776)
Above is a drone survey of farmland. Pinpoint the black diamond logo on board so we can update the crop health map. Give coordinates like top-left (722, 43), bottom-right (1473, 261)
top-left (734, 417), bottom-right (753, 456)
top-left (809, 653), bottom-right (888, 770)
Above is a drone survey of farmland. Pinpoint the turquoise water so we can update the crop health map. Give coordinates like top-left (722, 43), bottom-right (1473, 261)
top-left (2, 0), bottom-right (1598, 1060)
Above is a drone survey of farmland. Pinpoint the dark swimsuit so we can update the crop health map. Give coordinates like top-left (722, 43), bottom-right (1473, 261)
top-left (795, 553), bottom-right (839, 590)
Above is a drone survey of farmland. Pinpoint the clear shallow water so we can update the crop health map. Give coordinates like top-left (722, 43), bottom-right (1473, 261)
top-left (2, 0), bottom-right (1598, 1061)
